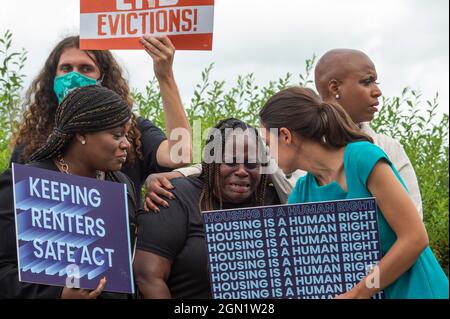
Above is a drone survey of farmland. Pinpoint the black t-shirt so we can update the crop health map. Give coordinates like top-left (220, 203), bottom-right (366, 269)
top-left (9, 117), bottom-right (169, 205)
top-left (121, 117), bottom-right (171, 203)
top-left (136, 176), bottom-right (281, 299)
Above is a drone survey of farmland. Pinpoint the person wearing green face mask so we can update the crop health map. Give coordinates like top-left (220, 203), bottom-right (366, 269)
top-left (53, 71), bottom-right (100, 104)
top-left (10, 35), bottom-right (193, 205)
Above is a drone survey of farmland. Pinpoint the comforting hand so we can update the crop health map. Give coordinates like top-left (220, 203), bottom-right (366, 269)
top-left (61, 277), bottom-right (107, 299)
top-left (140, 35), bottom-right (175, 81)
top-left (144, 172), bottom-right (183, 212)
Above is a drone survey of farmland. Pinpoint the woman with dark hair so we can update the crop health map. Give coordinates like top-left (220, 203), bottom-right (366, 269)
top-left (10, 34), bottom-right (192, 203)
top-left (0, 85), bottom-right (136, 299)
top-left (143, 49), bottom-right (423, 223)
top-left (259, 86), bottom-right (448, 299)
top-left (133, 118), bottom-right (280, 299)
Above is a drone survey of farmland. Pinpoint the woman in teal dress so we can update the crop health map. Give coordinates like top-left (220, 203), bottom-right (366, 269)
top-left (259, 87), bottom-right (448, 299)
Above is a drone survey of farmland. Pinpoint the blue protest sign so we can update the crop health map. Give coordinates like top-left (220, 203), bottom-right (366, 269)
top-left (12, 164), bottom-right (134, 294)
top-left (203, 198), bottom-right (383, 299)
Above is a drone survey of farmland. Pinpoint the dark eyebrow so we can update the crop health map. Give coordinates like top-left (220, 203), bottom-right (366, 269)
top-left (360, 74), bottom-right (377, 81)
top-left (80, 63), bottom-right (96, 69)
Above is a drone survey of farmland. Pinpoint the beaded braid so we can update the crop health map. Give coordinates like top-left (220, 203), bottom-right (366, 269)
top-left (199, 118), bottom-right (269, 212)
top-left (199, 162), bottom-right (213, 211)
top-left (255, 174), bottom-right (268, 206)
top-left (214, 164), bottom-right (223, 209)
top-left (29, 85), bottom-right (131, 163)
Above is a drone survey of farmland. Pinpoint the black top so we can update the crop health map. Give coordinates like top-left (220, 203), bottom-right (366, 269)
top-left (0, 159), bottom-right (136, 299)
top-left (136, 177), bottom-right (281, 299)
top-left (9, 117), bottom-right (170, 205)
top-left (121, 117), bottom-right (171, 204)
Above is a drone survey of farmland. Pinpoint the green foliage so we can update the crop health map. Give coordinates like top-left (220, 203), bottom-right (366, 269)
top-left (132, 55), bottom-right (317, 161)
top-left (132, 78), bottom-right (165, 129)
top-left (134, 58), bottom-right (448, 275)
top-left (372, 88), bottom-right (449, 275)
top-left (0, 30), bottom-right (27, 172)
top-left (0, 30), bottom-right (448, 275)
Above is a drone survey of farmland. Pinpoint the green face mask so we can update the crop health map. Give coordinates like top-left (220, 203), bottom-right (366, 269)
top-left (53, 72), bottom-right (99, 104)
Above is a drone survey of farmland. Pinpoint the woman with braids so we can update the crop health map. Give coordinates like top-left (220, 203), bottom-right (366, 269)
top-left (0, 85), bottom-right (136, 299)
top-left (133, 118), bottom-right (280, 299)
top-left (259, 87), bottom-right (448, 299)
top-left (10, 34), bottom-right (192, 204)
top-left (144, 49), bottom-right (423, 224)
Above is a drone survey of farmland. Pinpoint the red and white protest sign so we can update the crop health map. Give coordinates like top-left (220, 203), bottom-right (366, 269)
top-left (80, 0), bottom-right (214, 50)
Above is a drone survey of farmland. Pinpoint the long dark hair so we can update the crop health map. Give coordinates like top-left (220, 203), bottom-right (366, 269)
top-left (259, 87), bottom-right (373, 147)
top-left (199, 118), bottom-right (268, 212)
top-left (13, 36), bottom-right (142, 163)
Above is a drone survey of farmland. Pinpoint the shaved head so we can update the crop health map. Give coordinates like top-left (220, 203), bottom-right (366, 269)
top-left (315, 49), bottom-right (374, 99)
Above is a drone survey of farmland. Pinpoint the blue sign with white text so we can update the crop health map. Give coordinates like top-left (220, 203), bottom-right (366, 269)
top-left (203, 198), bottom-right (384, 299)
top-left (12, 164), bottom-right (134, 294)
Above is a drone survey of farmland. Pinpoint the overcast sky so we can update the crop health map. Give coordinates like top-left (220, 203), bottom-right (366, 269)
top-left (1, 0), bottom-right (449, 117)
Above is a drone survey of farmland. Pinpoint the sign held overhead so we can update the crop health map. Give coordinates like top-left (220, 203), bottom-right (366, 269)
top-left (80, 0), bottom-right (215, 50)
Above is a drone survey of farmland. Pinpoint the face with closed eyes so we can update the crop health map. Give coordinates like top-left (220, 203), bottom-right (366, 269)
top-left (335, 54), bottom-right (382, 124)
top-left (260, 122), bottom-right (299, 175)
top-left (56, 47), bottom-right (101, 80)
top-left (218, 131), bottom-right (262, 204)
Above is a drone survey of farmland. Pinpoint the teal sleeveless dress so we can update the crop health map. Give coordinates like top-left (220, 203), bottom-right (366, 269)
top-left (288, 141), bottom-right (449, 299)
